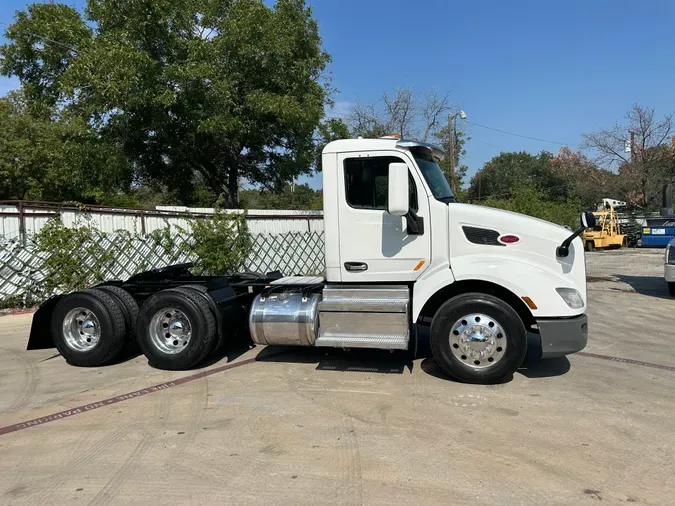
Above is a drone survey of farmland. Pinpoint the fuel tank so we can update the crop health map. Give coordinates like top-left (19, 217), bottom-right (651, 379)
top-left (248, 291), bottom-right (321, 346)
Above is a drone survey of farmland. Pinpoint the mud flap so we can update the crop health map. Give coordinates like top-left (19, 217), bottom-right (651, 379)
top-left (26, 295), bottom-right (63, 350)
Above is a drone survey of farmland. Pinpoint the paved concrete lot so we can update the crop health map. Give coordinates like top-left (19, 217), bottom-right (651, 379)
top-left (1, 249), bottom-right (674, 505)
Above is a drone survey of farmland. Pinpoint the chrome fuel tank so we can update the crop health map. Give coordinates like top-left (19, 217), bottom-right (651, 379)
top-left (248, 291), bottom-right (321, 346)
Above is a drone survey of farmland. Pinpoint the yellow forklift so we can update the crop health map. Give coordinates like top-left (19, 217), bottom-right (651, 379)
top-left (582, 199), bottom-right (626, 251)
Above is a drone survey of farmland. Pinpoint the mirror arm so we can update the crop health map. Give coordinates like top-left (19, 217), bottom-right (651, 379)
top-left (556, 228), bottom-right (584, 258)
top-left (405, 208), bottom-right (424, 235)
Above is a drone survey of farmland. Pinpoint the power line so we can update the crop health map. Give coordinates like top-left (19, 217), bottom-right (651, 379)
top-left (473, 138), bottom-right (501, 150)
top-left (466, 120), bottom-right (567, 146)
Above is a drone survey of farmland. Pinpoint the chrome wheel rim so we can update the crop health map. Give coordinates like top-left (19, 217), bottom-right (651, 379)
top-left (63, 307), bottom-right (101, 352)
top-left (149, 308), bottom-right (192, 355)
top-left (450, 313), bottom-right (506, 369)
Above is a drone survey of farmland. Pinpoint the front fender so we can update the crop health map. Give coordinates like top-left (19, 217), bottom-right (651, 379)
top-left (452, 256), bottom-right (584, 317)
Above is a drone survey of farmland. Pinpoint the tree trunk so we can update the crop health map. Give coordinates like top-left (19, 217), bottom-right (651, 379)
top-left (223, 164), bottom-right (239, 208)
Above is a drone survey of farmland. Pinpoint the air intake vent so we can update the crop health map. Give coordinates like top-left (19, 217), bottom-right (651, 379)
top-left (462, 226), bottom-right (505, 246)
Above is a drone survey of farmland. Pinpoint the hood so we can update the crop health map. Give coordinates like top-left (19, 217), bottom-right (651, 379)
top-left (453, 203), bottom-right (571, 243)
top-left (448, 203), bottom-right (587, 317)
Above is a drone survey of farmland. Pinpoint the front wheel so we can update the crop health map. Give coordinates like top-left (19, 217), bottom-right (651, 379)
top-left (430, 293), bottom-right (527, 384)
top-left (669, 282), bottom-right (675, 297)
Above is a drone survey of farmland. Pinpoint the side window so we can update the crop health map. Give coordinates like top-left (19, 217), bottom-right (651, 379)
top-left (344, 156), bottom-right (418, 211)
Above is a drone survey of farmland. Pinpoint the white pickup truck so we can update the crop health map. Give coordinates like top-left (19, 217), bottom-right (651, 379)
top-left (29, 136), bottom-right (593, 384)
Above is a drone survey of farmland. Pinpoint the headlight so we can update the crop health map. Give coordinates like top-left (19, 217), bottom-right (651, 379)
top-left (556, 288), bottom-right (584, 309)
top-left (667, 244), bottom-right (675, 265)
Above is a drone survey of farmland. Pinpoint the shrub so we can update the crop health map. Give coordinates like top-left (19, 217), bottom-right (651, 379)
top-left (31, 201), bottom-right (253, 295)
top-left (32, 214), bottom-right (116, 294)
top-left (187, 204), bottom-right (252, 274)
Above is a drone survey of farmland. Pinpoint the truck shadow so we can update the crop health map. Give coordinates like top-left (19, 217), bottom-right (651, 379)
top-left (419, 356), bottom-right (570, 383)
top-left (254, 342), bottom-right (570, 383)
top-left (255, 345), bottom-right (413, 375)
top-left (613, 274), bottom-right (671, 299)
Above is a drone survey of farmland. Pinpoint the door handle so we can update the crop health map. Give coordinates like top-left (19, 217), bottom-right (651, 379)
top-left (344, 262), bottom-right (368, 272)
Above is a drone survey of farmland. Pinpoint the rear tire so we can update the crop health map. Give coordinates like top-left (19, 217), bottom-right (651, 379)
top-left (430, 292), bottom-right (527, 384)
top-left (96, 285), bottom-right (139, 342)
top-left (136, 289), bottom-right (217, 370)
top-left (176, 284), bottom-right (231, 354)
top-left (171, 286), bottom-right (220, 362)
top-left (178, 284), bottom-right (208, 294)
top-left (51, 289), bottom-right (126, 367)
top-left (668, 282), bottom-right (675, 297)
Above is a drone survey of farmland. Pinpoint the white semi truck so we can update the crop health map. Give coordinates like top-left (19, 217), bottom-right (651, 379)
top-left (28, 136), bottom-right (592, 384)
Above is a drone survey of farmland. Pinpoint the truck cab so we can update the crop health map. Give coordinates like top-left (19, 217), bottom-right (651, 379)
top-left (301, 136), bottom-right (588, 382)
top-left (31, 136), bottom-right (590, 384)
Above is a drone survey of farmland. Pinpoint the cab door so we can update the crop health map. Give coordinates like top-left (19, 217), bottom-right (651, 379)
top-left (337, 151), bottom-right (431, 282)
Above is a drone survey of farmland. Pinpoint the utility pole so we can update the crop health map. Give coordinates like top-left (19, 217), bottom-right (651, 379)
top-left (448, 113), bottom-right (456, 193)
top-left (446, 110), bottom-right (466, 194)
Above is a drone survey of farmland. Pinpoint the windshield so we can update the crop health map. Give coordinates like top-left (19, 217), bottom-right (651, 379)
top-left (410, 147), bottom-right (455, 203)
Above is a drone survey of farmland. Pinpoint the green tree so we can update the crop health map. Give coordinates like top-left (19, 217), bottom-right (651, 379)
top-left (240, 182), bottom-right (322, 210)
top-left (0, 90), bottom-right (132, 201)
top-left (468, 151), bottom-right (564, 201)
top-left (482, 184), bottom-right (581, 229)
top-left (550, 146), bottom-right (619, 210)
top-left (1, 0), bottom-right (332, 207)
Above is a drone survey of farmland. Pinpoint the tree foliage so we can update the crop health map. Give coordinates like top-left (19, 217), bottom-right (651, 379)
top-left (187, 203), bottom-right (252, 274)
top-left (0, 90), bottom-right (133, 201)
top-left (549, 147), bottom-right (619, 209)
top-left (481, 185), bottom-right (581, 229)
top-left (240, 182), bottom-right (322, 210)
top-left (1, 0), bottom-right (332, 207)
top-left (32, 215), bottom-right (117, 294)
top-left (467, 151), bottom-right (564, 200)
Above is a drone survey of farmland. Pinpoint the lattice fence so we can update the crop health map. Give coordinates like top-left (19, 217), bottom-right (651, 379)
top-left (0, 231), bottom-right (325, 303)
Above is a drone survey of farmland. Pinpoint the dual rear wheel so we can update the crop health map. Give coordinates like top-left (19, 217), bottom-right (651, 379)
top-left (51, 285), bottom-right (219, 370)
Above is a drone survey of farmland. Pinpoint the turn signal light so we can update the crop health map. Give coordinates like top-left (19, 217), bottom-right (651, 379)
top-left (521, 296), bottom-right (537, 310)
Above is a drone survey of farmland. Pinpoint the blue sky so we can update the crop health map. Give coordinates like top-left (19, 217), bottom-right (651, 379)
top-left (2, 0), bottom-right (674, 189)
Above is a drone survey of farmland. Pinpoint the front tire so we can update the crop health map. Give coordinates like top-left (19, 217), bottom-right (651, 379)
top-left (430, 293), bottom-right (527, 384)
top-left (669, 282), bottom-right (675, 297)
